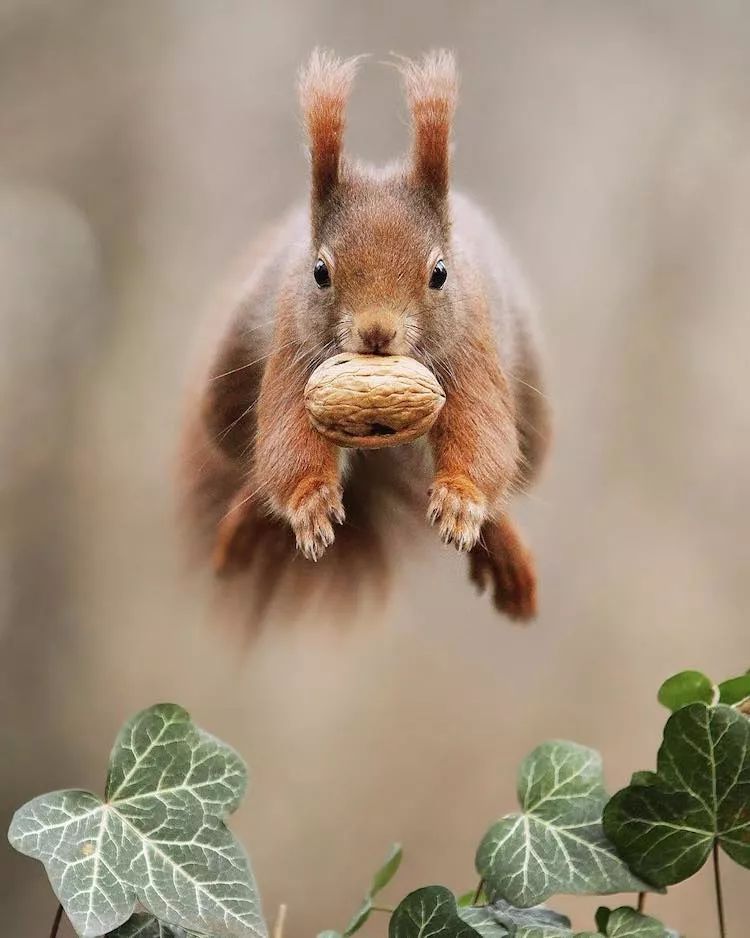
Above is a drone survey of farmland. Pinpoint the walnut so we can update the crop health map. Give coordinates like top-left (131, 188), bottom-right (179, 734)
top-left (304, 353), bottom-right (445, 449)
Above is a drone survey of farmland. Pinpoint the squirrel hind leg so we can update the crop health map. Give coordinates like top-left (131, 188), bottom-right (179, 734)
top-left (468, 515), bottom-right (537, 621)
top-left (210, 481), bottom-right (393, 631)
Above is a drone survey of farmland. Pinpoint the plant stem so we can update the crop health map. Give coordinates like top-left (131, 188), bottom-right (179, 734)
top-left (272, 903), bottom-right (287, 938)
top-left (49, 904), bottom-right (64, 938)
top-left (371, 905), bottom-right (395, 914)
top-left (472, 878), bottom-right (485, 905)
top-left (637, 892), bottom-right (646, 913)
top-left (713, 841), bottom-right (727, 938)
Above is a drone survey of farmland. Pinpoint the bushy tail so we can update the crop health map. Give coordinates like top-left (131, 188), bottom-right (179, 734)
top-left (178, 410), bottom-right (415, 634)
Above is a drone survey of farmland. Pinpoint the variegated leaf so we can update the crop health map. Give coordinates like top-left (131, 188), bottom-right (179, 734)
top-left (9, 704), bottom-right (265, 938)
top-left (476, 741), bottom-right (651, 907)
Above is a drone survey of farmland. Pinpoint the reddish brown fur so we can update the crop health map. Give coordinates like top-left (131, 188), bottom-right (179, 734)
top-left (179, 50), bottom-right (551, 626)
top-left (399, 50), bottom-right (457, 202)
top-left (298, 50), bottom-right (360, 226)
top-left (469, 516), bottom-right (538, 620)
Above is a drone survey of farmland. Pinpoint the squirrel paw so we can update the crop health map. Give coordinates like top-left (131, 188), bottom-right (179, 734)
top-left (427, 476), bottom-right (486, 552)
top-left (288, 479), bottom-right (345, 562)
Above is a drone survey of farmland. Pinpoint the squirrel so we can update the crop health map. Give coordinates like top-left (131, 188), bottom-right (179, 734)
top-left (179, 50), bottom-right (551, 622)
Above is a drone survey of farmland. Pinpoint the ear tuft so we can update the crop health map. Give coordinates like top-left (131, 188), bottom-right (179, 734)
top-left (298, 49), bottom-right (361, 203)
top-left (398, 50), bottom-right (458, 199)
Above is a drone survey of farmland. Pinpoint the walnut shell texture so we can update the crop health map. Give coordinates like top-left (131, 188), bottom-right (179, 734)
top-left (304, 353), bottom-right (446, 449)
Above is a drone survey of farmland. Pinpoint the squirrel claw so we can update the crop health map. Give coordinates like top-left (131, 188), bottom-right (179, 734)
top-left (288, 481), bottom-right (345, 561)
top-left (427, 479), bottom-right (485, 552)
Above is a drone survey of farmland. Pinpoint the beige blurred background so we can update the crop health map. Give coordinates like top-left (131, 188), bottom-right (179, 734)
top-left (1, 1), bottom-right (749, 934)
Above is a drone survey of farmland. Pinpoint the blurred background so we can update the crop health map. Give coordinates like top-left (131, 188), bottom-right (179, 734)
top-left (2, 1), bottom-right (749, 934)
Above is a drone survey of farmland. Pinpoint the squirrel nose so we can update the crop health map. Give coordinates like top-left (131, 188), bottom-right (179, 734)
top-left (358, 325), bottom-right (397, 355)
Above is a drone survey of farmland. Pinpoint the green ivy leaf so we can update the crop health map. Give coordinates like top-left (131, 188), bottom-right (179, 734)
top-left (604, 703), bottom-right (750, 886)
top-left (628, 772), bottom-right (659, 788)
top-left (594, 907), bottom-right (610, 933)
top-left (476, 741), bottom-right (651, 907)
top-left (657, 671), bottom-right (716, 712)
top-left (603, 908), bottom-right (666, 938)
top-left (107, 914), bottom-right (202, 938)
top-left (8, 704), bottom-right (265, 938)
top-left (318, 932), bottom-right (343, 938)
top-left (456, 906), bottom-right (509, 938)
top-left (340, 843), bottom-right (403, 936)
top-left (493, 901), bottom-right (572, 938)
top-left (456, 892), bottom-right (478, 908)
top-left (343, 898), bottom-right (372, 937)
top-left (522, 923), bottom-right (575, 937)
top-left (456, 903), bottom-right (658, 938)
top-left (107, 915), bottom-right (182, 938)
top-left (718, 673), bottom-right (750, 708)
top-left (390, 887), bottom-right (482, 938)
top-left (371, 843), bottom-right (403, 895)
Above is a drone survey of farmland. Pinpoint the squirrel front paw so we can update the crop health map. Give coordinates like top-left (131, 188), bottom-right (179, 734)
top-left (427, 475), bottom-right (486, 552)
top-left (287, 477), bottom-right (345, 561)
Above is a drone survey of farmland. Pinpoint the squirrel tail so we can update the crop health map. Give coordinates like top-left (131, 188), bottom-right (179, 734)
top-left (178, 415), bottom-right (402, 635)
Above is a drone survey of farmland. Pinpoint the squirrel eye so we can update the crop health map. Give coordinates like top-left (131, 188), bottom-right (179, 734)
top-left (313, 258), bottom-right (331, 289)
top-left (429, 259), bottom-right (447, 290)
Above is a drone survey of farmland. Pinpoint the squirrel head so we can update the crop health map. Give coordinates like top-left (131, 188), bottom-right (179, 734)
top-left (297, 49), bottom-right (462, 363)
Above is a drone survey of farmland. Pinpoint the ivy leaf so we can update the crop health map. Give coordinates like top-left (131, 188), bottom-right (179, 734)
top-left (107, 914), bottom-right (182, 938)
top-left (456, 892), bottom-right (478, 908)
top-left (370, 843), bottom-right (403, 895)
top-left (457, 903), bottom-right (645, 938)
top-left (602, 908), bottom-right (667, 938)
top-left (390, 887), bottom-right (482, 938)
top-left (318, 932), bottom-right (343, 938)
top-left (107, 913), bottom-right (201, 938)
top-left (456, 906), bottom-right (509, 938)
top-left (8, 704), bottom-right (265, 938)
top-left (343, 899), bottom-right (372, 937)
top-left (458, 902), bottom-right (577, 938)
top-left (718, 673), bottom-right (750, 708)
top-left (511, 925), bottom-right (568, 938)
top-left (604, 703), bottom-right (750, 886)
top-left (493, 901), bottom-right (573, 938)
top-left (509, 928), bottom-right (568, 938)
top-left (594, 907), bottom-right (611, 933)
top-left (657, 671), bottom-right (716, 712)
top-left (628, 772), bottom-right (659, 788)
top-left (341, 843), bottom-right (403, 936)
top-left (476, 741), bottom-right (652, 907)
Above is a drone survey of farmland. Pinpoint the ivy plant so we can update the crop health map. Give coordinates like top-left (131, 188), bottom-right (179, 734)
top-left (603, 703), bottom-right (750, 884)
top-left (108, 914), bottom-right (194, 938)
top-left (475, 741), bottom-right (651, 906)
top-left (8, 670), bottom-right (750, 938)
top-left (325, 842), bottom-right (403, 938)
top-left (656, 669), bottom-right (750, 713)
top-left (9, 704), bottom-right (265, 938)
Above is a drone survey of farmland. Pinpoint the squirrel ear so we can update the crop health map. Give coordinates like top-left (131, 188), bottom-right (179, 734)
top-left (398, 50), bottom-right (458, 201)
top-left (298, 49), bottom-right (361, 204)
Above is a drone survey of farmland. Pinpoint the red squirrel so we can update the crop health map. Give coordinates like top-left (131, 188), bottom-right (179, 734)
top-left (180, 50), bottom-right (550, 620)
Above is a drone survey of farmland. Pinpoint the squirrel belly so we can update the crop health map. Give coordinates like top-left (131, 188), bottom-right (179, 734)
top-left (177, 51), bottom-right (551, 626)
